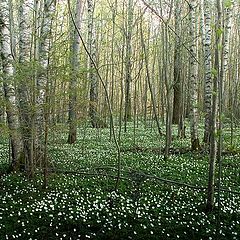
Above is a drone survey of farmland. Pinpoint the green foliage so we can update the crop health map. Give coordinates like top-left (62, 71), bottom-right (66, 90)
top-left (224, 0), bottom-right (233, 8)
top-left (0, 124), bottom-right (240, 239)
top-left (216, 27), bottom-right (223, 37)
top-left (211, 68), bottom-right (218, 77)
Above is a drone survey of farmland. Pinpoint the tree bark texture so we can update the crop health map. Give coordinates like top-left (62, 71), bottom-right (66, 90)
top-left (68, 0), bottom-right (82, 143)
top-left (0, 0), bottom-right (21, 170)
top-left (189, 0), bottom-right (200, 151)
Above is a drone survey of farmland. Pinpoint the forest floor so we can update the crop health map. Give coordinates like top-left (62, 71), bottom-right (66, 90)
top-left (0, 122), bottom-right (240, 240)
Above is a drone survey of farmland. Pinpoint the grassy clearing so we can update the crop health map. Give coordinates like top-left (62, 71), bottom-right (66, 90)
top-left (0, 123), bottom-right (240, 239)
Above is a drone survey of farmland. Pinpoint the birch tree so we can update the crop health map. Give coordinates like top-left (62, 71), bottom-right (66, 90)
top-left (189, 0), bottom-right (200, 150)
top-left (37, 0), bottom-right (55, 187)
top-left (203, 0), bottom-right (212, 144)
top-left (18, 0), bottom-right (35, 176)
top-left (0, 0), bottom-right (21, 170)
top-left (222, 0), bottom-right (233, 111)
top-left (37, 0), bottom-right (55, 151)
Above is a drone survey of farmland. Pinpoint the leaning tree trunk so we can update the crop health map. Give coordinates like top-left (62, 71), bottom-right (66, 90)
top-left (68, 0), bottom-right (82, 144)
top-left (203, 0), bottom-right (212, 145)
top-left (18, 0), bottom-right (35, 177)
top-left (87, 0), bottom-right (100, 128)
top-left (0, 0), bottom-right (21, 170)
top-left (189, 0), bottom-right (200, 151)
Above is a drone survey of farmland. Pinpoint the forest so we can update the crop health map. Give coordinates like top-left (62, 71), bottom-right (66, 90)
top-left (0, 0), bottom-right (240, 239)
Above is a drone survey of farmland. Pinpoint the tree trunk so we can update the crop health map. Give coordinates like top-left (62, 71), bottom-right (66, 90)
top-left (189, 0), bottom-right (200, 151)
top-left (172, 0), bottom-right (182, 126)
top-left (140, 19), bottom-right (162, 138)
top-left (36, 0), bottom-right (55, 187)
top-left (18, 0), bottom-right (35, 177)
top-left (88, 0), bottom-right (100, 128)
top-left (124, 0), bottom-right (133, 131)
top-left (206, 0), bottom-right (221, 212)
top-left (203, 0), bottom-right (212, 144)
top-left (222, 1), bottom-right (233, 112)
top-left (68, 0), bottom-right (82, 143)
top-left (0, 0), bottom-right (22, 170)
top-left (163, 24), bottom-right (173, 159)
top-left (36, 0), bottom-right (55, 154)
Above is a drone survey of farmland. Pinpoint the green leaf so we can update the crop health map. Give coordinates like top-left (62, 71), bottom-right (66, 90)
top-left (216, 28), bottom-right (223, 37)
top-left (211, 68), bottom-right (218, 77)
top-left (224, 0), bottom-right (232, 8)
top-left (212, 90), bottom-right (217, 96)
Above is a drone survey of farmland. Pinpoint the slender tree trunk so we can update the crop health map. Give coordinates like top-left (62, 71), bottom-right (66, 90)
top-left (0, 82), bottom-right (6, 123)
top-left (124, 0), bottom-right (133, 131)
top-left (163, 25), bottom-right (172, 159)
top-left (206, 0), bottom-right (221, 212)
top-left (110, 0), bottom-right (117, 139)
top-left (140, 19), bottom-right (162, 138)
top-left (36, 0), bottom-right (55, 186)
top-left (189, 0), bottom-right (200, 151)
top-left (222, 1), bottom-right (233, 112)
top-left (203, 0), bottom-right (212, 144)
top-left (88, 0), bottom-right (100, 128)
top-left (37, 0), bottom-right (55, 152)
top-left (172, 0), bottom-right (182, 126)
top-left (68, 0), bottom-right (82, 143)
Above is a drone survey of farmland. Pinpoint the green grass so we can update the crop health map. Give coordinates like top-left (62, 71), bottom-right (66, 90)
top-left (0, 122), bottom-right (240, 239)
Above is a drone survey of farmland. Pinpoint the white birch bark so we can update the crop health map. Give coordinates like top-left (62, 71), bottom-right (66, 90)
top-left (189, 0), bottom-right (200, 150)
top-left (222, 1), bottom-right (233, 110)
top-left (18, 0), bottom-right (35, 176)
top-left (0, 0), bottom-right (21, 169)
top-left (203, 0), bottom-right (213, 144)
top-left (19, 0), bottom-right (33, 63)
top-left (0, 81), bottom-right (6, 123)
top-left (36, 0), bottom-right (55, 149)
